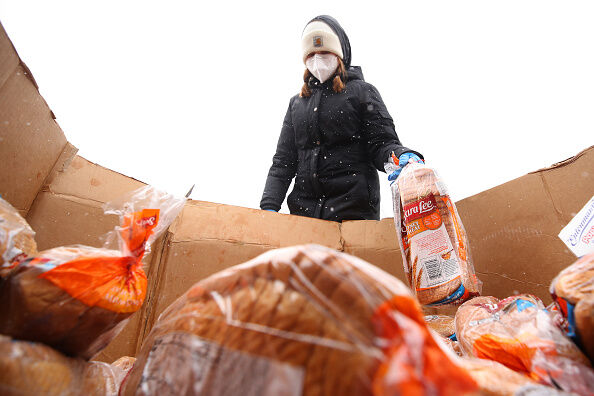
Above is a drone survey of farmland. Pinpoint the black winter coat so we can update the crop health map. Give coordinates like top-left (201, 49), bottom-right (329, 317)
top-left (260, 67), bottom-right (422, 222)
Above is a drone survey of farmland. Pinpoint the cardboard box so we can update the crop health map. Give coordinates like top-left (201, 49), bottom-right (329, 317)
top-left (1, 21), bottom-right (592, 362)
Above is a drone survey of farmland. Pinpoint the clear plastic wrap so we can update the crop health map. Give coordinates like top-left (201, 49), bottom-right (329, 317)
top-left (111, 356), bottom-right (136, 373)
top-left (457, 358), bottom-right (576, 396)
top-left (550, 252), bottom-right (594, 362)
top-left (424, 314), bottom-right (456, 339)
top-left (120, 244), bottom-right (478, 396)
top-left (0, 196), bottom-right (37, 273)
top-left (0, 335), bottom-right (128, 396)
top-left (0, 185), bottom-right (185, 358)
top-left (458, 358), bottom-right (537, 396)
top-left (455, 294), bottom-right (594, 395)
top-left (441, 337), bottom-right (463, 356)
top-left (385, 161), bottom-right (480, 306)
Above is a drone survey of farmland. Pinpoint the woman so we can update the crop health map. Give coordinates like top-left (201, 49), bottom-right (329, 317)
top-left (260, 15), bottom-right (423, 222)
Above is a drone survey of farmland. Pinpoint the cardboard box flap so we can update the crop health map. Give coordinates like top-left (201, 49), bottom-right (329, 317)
top-left (537, 145), bottom-right (593, 223)
top-left (0, 64), bottom-right (73, 214)
top-left (341, 218), bottom-right (398, 250)
top-left (531, 145), bottom-right (594, 173)
top-left (0, 21), bottom-right (75, 215)
top-left (341, 218), bottom-right (405, 283)
top-left (171, 200), bottom-right (342, 249)
top-left (0, 21), bottom-right (19, 92)
top-left (46, 155), bottom-right (145, 203)
top-left (456, 149), bottom-right (594, 301)
top-left (26, 154), bottom-right (146, 250)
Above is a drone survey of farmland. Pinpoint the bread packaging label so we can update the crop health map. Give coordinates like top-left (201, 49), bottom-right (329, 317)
top-left (558, 195), bottom-right (594, 257)
top-left (403, 193), bottom-right (462, 291)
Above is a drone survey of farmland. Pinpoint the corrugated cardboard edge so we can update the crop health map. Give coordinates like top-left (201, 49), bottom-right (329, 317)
top-left (531, 145), bottom-right (593, 225)
top-left (530, 145), bottom-right (594, 173)
top-left (136, 229), bottom-right (176, 351)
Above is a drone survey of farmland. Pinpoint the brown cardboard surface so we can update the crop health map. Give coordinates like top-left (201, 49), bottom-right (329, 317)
top-left (456, 146), bottom-right (594, 302)
top-left (26, 155), bottom-right (145, 250)
top-left (47, 155), bottom-right (145, 202)
top-left (538, 145), bottom-right (594, 222)
top-left (0, 63), bottom-right (71, 214)
top-left (26, 191), bottom-right (109, 250)
top-left (457, 174), bottom-right (562, 301)
top-left (341, 218), bottom-right (404, 281)
top-left (170, 200), bottom-right (342, 248)
top-left (0, 21), bottom-right (19, 93)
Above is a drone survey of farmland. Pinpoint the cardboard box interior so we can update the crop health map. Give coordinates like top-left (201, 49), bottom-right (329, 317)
top-left (1, 21), bottom-right (592, 362)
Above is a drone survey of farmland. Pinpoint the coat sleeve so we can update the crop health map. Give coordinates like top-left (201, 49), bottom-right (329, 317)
top-left (260, 98), bottom-right (298, 211)
top-left (359, 83), bottom-right (423, 171)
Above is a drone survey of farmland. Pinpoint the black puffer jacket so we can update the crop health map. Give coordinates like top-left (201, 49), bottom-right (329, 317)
top-left (260, 16), bottom-right (421, 222)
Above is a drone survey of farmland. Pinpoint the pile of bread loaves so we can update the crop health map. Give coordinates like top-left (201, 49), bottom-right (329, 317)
top-left (0, 189), bottom-right (183, 396)
top-left (119, 245), bottom-right (594, 396)
top-left (424, 253), bottom-right (594, 395)
top-left (2, 190), bottom-right (594, 396)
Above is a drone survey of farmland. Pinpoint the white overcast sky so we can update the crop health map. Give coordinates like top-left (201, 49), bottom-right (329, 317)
top-left (1, 1), bottom-right (593, 218)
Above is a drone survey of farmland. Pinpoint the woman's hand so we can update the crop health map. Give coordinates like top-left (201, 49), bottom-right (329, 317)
top-left (387, 153), bottom-right (424, 182)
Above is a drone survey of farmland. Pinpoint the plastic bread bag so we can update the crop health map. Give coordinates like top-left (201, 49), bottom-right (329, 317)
top-left (455, 294), bottom-right (594, 395)
top-left (0, 185), bottom-right (185, 359)
top-left (120, 244), bottom-right (478, 396)
top-left (424, 314), bottom-right (456, 339)
top-left (550, 252), bottom-right (594, 362)
top-left (0, 335), bottom-right (128, 396)
top-left (385, 157), bottom-right (480, 306)
top-left (458, 357), bottom-right (578, 396)
top-left (111, 356), bottom-right (136, 373)
top-left (0, 196), bottom-right (37, 274)
top-left (423, 314), bottom-right (463, 357)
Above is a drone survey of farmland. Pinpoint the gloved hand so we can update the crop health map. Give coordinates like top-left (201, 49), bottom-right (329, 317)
top-left (388, 152), bottom-right (424, 182)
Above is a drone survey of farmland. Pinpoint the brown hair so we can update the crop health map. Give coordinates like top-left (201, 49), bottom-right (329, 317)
top-left (300, 57), bottom-right (347, 98)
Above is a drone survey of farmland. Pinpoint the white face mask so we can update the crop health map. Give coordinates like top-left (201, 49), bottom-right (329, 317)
top-left (306, 53), bottom-right (339, 83)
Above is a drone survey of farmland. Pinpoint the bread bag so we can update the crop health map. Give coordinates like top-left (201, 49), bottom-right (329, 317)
top-left (120, 244), bottom-right (478, 396)
top-left (458, 358), bottom-right (577, 396)
top-left (0, 335), bottom-right (127, 396)
top-left (0, 186), bottom-right (184, 358)
top-left (455, 294), bottom-right (594, 395)
top-left (386, 160), bottom-right (480, 306)
top-left (424, 314), bottom-right (456, 339)
top-left (0, 197), bottom-right (37, 273)
top-left (550, 252), bottom-right (594, 362)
